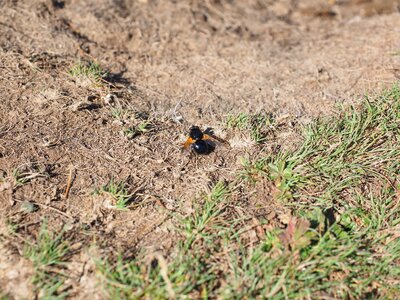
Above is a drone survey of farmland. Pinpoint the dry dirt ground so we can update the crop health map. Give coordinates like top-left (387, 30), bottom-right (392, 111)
top-left (1, 0), bottom-right (400, 298)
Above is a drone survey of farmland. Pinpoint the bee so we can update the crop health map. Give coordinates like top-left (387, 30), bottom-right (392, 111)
top-left (183, 125), bottom-right (228, 154)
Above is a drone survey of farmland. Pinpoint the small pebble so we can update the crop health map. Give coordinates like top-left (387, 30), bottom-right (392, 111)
top-left (20, 201), bottom-right (39, 213)
top-left (70, 101), bottom-right (92, 112)
top-left (104, 94), bottom-right (116, 106)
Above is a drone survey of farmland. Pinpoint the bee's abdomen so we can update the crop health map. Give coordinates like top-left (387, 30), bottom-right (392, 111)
top-left (192, 140), bottom-right (208, 154)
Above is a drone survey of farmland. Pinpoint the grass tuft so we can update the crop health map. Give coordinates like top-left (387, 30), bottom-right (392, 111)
top-left (123, 121), bottom-right (152, 140)
top-left (95, 178), bottom-right (133, 209)
top-left (68, 60), bottom-right (108, 84)
top-left (23, 222), bottom-right (70, 299)
top-left (109, 107), bottom-right (154, 140)
top-left (9, 165), bottom-right (49, 187)
top-left (226, 112), bottom-right (276, 144)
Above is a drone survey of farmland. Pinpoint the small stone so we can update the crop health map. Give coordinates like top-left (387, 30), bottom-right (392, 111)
top-left (172, 115), bottom-right (183, 123)
top-left (112, 119), bottom-right (123, 126)
top-left (97, 118), bottom-right (107, 126)
top-left (70, 101), bottom-right (92, 112)
top-left (104, 94), bottom-right (116, 106)
top-left (20, 201), bottom-right (39, 213)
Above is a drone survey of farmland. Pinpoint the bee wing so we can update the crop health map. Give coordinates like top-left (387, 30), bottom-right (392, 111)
top-left (203, 134), bottom-right (230, 146)
top-left (183, 137), bottom-right (195, 150)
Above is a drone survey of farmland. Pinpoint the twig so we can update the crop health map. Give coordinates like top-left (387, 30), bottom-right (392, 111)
top-left (64, 165), bottom-right (75, 199)
top-left (14, 198), bottom-right (73, 219)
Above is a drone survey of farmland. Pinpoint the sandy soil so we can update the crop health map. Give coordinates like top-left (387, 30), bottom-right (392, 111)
top-left (0, 0), bottom-right (399, 298)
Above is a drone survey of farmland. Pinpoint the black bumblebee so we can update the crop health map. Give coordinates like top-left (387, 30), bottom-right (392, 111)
top-left (183, 125), bottom-right (228, 154)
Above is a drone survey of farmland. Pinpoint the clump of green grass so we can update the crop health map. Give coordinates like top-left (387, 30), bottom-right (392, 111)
top-left (23, 222), bottom-right (70, 299)
top-left (12, 169), bottom-right (30, 186)
top-left (110, 107), bottom-right (129, 121)
top-left (226, 112), bottom-right (276, 144)
top-left (95, 179), bottom-right (133, 209)
top-left (6, 165), bottom-right (49, 188)
top-left (109, 107), bottom-right (154, 139)
top-left (222, 204), bottom-right (400, 299)
top-left (97, 182), bottom-right (231, 299)
top-left (123, 121), bottom-right (152, 140)
top-left (245, 85), bottom-right (400, 205)
top-left (97, 180), bottom-right (400, 298)
top-left (68, 60), bottom-right (108, 83)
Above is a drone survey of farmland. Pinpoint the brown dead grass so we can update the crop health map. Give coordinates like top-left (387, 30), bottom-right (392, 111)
top-left (1, 0), bottom-right (400, 298)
